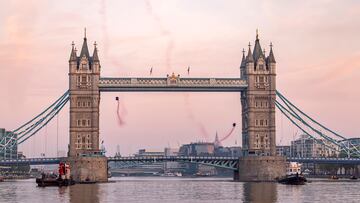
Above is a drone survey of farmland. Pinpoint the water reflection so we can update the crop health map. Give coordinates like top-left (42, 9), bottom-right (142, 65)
top-left (243, 182), bottom-right (277, 203)
top-left (69, 184), bottom-right (99, 203)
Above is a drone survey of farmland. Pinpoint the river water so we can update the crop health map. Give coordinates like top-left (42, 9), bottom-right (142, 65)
top-left (0, 177), bottom-right (359, 203)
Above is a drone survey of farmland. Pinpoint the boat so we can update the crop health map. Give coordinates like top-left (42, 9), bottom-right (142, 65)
top-left (278, 162), bottom-right (307, 185)
top-left (0, 176), bottom-right (4, 182)
top-left (36, 175), bottom-right (75, 187)
top-left (161, 172), bottom-right (182, 177)
top-left (278, 173), bottom-right (307, 185)
top-left (195, 172), bottom-right (213, 177)
top-left (350, 176), bottom-right (358, 180)
top-left (36, 162), bottom-right (75, 187)
top-left (330, 175), bottom-right (339, 180)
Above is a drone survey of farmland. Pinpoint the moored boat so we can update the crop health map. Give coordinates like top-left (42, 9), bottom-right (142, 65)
top-left (350, 175), bottom-right (358, 180)
top-left (278, 162), bottom-right (307, 185)
top-left (278, 173), bottom-right (307, 185)
top-left (36, 162), bottom-right (75, 187)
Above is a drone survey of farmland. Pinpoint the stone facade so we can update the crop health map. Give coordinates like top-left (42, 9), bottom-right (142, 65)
top-left (235, 156), bottom-right (286, 182)
top-left (68, 36), bottom-right (101, 157)
top-left (67, 156), bottom-right (108, 182)
top-left (241, 33), bottom-right (277, 156)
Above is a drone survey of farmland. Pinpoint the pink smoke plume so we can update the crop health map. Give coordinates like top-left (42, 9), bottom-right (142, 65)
top-left (116, 97), bottom-right (126, 126)
top-left (144, 0), bottom-right (174, 72)
top-left (184, 93), bottom-right (209, 141)
top-left (219, 123), bottom-right (236, 142)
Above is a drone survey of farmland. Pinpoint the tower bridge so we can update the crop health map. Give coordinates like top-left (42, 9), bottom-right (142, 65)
top-left (1, 31), bottom-right (358, 183)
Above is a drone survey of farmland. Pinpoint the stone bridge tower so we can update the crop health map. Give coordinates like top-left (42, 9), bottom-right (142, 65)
top-left (68, 32), bottom-right (101, 157)
top-left (241, 32), bottom-right (276, 156)
top-left (237, 32), bottom-right (286, 181)
top-left (68, 32), bottom-right (107, 183)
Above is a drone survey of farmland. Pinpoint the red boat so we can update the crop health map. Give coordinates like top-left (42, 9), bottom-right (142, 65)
top-left (36, 162), bottom-right (75, 187)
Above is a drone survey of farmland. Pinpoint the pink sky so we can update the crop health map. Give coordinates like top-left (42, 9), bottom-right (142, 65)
top-left (0, 0), bottom-right (359, 157)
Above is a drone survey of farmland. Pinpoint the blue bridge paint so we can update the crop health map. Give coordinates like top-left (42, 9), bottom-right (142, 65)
top-left (1, 156), bottom-right (360, 169)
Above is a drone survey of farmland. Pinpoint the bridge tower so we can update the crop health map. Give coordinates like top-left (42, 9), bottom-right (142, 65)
top-left (242, 31), bottom-right (276, 156)
top-left (67, 31), bottom-right (107, 182)
top-left (68, 32), bottom-right (100, 157)
top-left (236, 32), bottom-right (286, 181)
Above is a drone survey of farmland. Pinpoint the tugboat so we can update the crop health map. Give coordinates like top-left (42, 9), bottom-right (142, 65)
top-left (36, 162), bottom-right (75, 187)
top-left (278, 162), bottom-right (307, 185)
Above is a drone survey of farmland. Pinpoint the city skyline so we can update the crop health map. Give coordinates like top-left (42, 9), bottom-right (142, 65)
top-left (1, 0), bottom-right (360, 157)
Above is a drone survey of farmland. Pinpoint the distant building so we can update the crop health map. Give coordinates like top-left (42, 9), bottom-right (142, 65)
top-left (179, 142), bottom-right (215, 156)
top-left (276, 146), bottom-right (290, 157)
top-left (291, 134), bottom-right (339, 158)
top-left (164, 148), bottom-right (186, 172)
top-left (0, 128), bottom-right (18, 159)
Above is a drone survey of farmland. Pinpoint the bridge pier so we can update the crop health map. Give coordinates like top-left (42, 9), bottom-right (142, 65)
top-left (234, 156), bottom-right (286, 182)
top-left (66, 157), bottom-right (108, 183)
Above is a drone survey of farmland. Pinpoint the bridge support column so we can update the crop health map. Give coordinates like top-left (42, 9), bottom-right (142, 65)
top-left (66, 157), bottom-right (108, 183)
top-left (234, 156), bottom-right (286, 182)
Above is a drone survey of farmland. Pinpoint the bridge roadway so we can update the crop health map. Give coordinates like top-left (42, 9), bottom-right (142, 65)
top-left (1, 156), bottom-right (360, 169)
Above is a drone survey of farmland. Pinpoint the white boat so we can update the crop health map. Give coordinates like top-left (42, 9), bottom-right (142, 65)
top-left (161, 172), bottom-right (182, 177)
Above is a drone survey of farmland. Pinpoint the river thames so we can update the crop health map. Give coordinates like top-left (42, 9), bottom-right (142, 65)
top-left (1, 177), bottom-right (359, 203)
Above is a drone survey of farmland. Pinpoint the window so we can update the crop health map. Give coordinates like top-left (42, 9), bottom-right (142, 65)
top-left (87, 120), bottom-right (90, 126)
top-left (265, 120), bottom-right (268, 126)
top-left (88, 102), bottom-right (91, 107)
top-left (77, 120), bottom-right (81, 126)
top-left (77, 101), bottom-right (81, 107)
top-left (260, 120), bottom-right (264, 126)
top-left (82, 120), bottom-right (86, 126)
top-left (259, 76), bottom-right (264, 83)
top-left (255, 120), bottom-right (258, 126)
top-left (259, 64), bottom-right (264, 70)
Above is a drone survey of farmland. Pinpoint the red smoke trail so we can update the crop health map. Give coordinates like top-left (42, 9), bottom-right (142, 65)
top-left (184, 93), bottom-right (209, 141)
top-left (116, 97), bottom-right (125, 126)
top-left (144, 0), bottom-right (174, 72)
top-left (219, 123), bottom-right (237, 142)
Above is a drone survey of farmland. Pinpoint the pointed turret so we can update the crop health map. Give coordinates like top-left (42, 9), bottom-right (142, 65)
top-left (80, 28), bottom-right (90, 58)
top-left (93, 41), bottom-right (99, 62)
top-left (214, 131), bottom-right (222, 148)
top-left (245, 43), bottom-right (254, 63)
top-left (240, 48), bottom-right (246, 68)
top-left (267, 42), bottom-right (276, 63)
top-left (253, 29), bottom-right (265, 61)
top-left (69, 41), bottom-right (77, 61)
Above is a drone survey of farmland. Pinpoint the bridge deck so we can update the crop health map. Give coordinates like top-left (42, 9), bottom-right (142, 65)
top-left (2, 156), bottom-right (360, 166)
top-left (99, 77), bottom-right (247, 92)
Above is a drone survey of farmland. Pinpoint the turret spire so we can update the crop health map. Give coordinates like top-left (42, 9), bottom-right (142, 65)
top-left (93, 41), bottom-right (99, 62)
top-left (253, 29), bottom-right (264, 61)
top-left (69, 41), bottom-right (77, 61)
top-left (246, 42), bottom-right (254, 63)
top-left (80, 28), bottom-right (90, 58)
top-left (240, 48), bottom-right (246, 68)
top-left (267, 42), bottom-right (276, 63)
